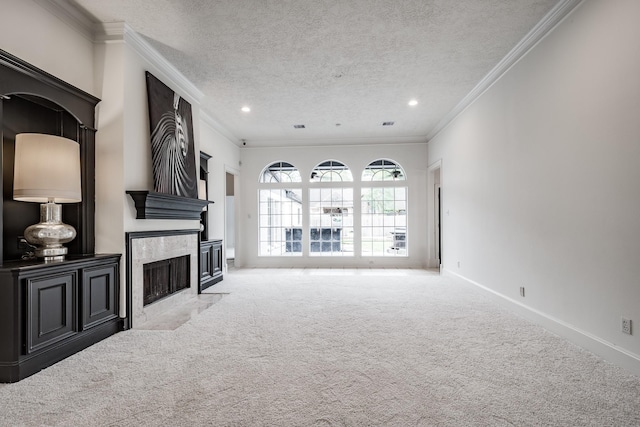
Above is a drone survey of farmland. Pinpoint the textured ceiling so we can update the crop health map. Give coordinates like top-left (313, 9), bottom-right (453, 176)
top-left (68, 0), bottom-right (560, 146)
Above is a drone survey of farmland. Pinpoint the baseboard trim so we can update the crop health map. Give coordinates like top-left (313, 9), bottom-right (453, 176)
top-left (443, 269), bottom-right (640, 377)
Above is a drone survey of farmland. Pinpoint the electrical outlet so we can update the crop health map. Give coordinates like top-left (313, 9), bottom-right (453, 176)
top-left (520, 287), bottom-right (525, 297)
top-left (622, 318), bottom-right (632, 335)
top-left (457, 261), bottom-right (460, 268)
top-left (17, 236), bottom-right (31, 251)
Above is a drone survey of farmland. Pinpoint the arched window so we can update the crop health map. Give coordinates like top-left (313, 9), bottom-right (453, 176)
top-left (260, 161), bottom-right (301, 183)
top-left (361, 159), bottom-right (407, 256)
top-left (309, 160), bottom-right (353, 256)
top-left (258, 162), bottom-right (302, 256)
top-left (310, 160), bottom-right (353, 182)
top-left (361, 159), bottom-right (406, 181)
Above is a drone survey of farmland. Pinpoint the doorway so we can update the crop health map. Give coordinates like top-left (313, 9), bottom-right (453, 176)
top-left (427, 161), bottom-right (442, 270)
top-left (437, 184), bottom-right (441, 268)
top-left (225, 172), bottom-right (235, 267)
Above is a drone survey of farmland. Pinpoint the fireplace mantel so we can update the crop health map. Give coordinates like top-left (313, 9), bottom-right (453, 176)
top-left (127, 191), bottom-right (211, 220)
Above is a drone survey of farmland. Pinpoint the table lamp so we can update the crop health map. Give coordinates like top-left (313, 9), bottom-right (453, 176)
top-left (13, 133), bottom-right (82, 261)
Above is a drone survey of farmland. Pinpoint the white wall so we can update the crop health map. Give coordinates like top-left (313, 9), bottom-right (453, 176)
top-left (225, 195), bottom-right (235, 254)
top-left (428, 0), bottom-right (640, 373)
top-left (0, 0), bottom-right (94, 95)
top-left (94, 41), bottom-right (126, 255)
top-left (200, 119), bottom-right (241, 247)
top-left (239, 143), bottom-right (428, 268)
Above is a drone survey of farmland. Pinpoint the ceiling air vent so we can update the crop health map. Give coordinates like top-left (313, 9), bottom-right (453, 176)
top-left (293, 124), bottom-right (306, 129)
top-left (382, 121), bottom-right (395, 126)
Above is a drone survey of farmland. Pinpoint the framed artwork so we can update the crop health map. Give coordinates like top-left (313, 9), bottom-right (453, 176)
top-left (145, 71), bottom-right (198, 198)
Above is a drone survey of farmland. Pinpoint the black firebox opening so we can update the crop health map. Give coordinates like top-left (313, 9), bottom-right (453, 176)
top-left (143, 255), bottom-right (190, 306)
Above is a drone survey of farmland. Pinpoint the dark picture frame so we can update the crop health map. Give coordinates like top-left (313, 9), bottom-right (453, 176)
top-left (145, 72), bottom-right (198, 199)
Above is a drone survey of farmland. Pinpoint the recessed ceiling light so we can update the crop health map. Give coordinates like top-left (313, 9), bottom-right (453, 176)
top-left (408, 99), bottom-right (418, 106)
top-left (241, 106), bottom-right (251, 112)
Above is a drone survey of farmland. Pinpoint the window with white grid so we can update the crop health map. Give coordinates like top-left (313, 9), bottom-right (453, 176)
top-left (309, 160), bottom-right (353, 256)
top-left (258, 162), bottom-right (302, 256)
top-left (361, 160), bottom-right (407, 257)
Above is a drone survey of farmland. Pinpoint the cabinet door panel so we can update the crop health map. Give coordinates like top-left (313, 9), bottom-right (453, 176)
top-left (26, 273), bottom-right (77, 354)
top-left (212, 241), bottom-right (223, 275)
top-left (200, 244), bottom-right (213, 279)
top-left (199, 240), bottom-right (223, 292)
top-left (82, 264), bottom-right (118, 329)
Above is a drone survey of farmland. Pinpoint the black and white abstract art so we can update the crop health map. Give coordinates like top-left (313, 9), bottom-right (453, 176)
top-left (145, 72), bottom-right (198, 198)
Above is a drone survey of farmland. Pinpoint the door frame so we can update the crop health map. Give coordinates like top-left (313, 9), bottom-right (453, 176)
top-left (224, 166), bottom-right (239, 271)
top-left (427, 160), bottom-right (442, 269)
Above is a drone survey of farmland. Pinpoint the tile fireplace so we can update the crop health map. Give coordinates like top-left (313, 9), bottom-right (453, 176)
top-left (126, 230), bottom-right (199, 328)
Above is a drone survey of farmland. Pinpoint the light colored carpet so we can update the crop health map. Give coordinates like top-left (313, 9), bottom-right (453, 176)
top-left (1, 269), bottom-right (639, 426)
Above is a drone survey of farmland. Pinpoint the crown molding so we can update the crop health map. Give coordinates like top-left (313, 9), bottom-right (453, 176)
top-left (94, 21), bottom-right (126, 42)
top-left (36, 0), bottom-right (234, 144)
top-left (35, 0), bottom-right (96, 41)
top-left (426, 0), bottom-right (584, 141)
top-left (95, 22), bottom-right (205, 104)
top-left (200, 112), bottom-right (240, 145)
top-left (39, 0), bottom-right (581, 149)
top-left (36, 2), bottom-right (204, 104)
top-left (86, 19), bottom-right (238, 144)
top-left (241, 135), bottom-right (428, 149)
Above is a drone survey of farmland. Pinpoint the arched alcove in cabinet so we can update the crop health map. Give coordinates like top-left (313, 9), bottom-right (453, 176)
top-left (0, 49), bottom-right (122, 383)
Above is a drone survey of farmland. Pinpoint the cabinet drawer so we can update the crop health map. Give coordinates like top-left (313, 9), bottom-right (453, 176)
top-left (26, 272), bottom-right (77, 354)
top-left (82, 264), bottom-right (118, 330)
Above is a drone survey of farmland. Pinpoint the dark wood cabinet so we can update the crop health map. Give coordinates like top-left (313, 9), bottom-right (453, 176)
top-left (0, 254), bottom-right (121, 383)
top-left (199, 239), bottom-right (223, 292)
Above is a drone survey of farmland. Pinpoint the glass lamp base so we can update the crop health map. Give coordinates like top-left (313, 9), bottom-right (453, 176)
top-left (23, 202), bottom-right (76, 262)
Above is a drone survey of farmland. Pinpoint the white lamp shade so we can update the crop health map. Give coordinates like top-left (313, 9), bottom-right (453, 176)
top-left (13, 133), bottom-right (82, 203)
